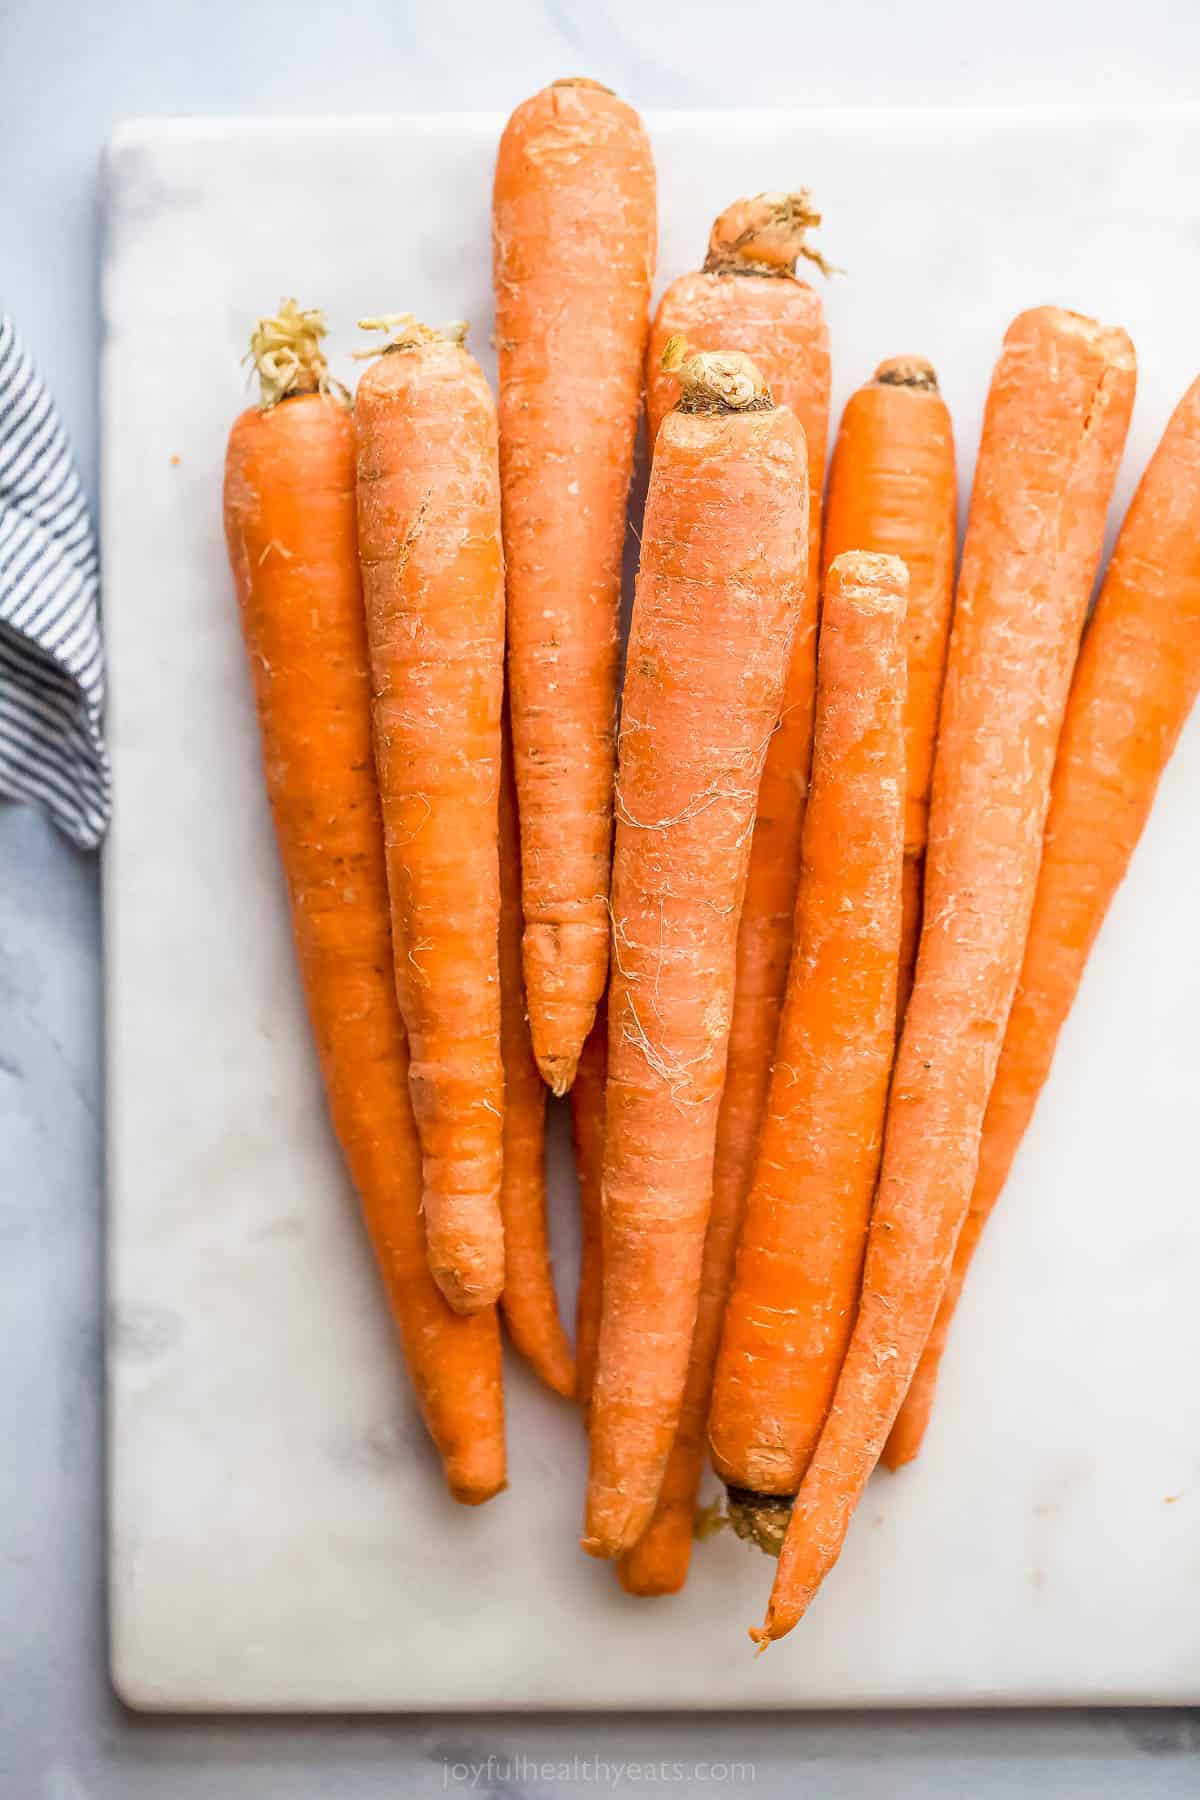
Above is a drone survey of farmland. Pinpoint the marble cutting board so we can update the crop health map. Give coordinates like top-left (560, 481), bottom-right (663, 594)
top-left (103, 106), bottom-right (1200, 1711)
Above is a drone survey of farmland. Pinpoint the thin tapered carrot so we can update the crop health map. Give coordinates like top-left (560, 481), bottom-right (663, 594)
top-left (707, 553), bottom-right (908, 1539)
top-left (354, 317), bottom-right (506, 1314)
top-left (614, 1404), bottom-right (704, 1596)
top-left (493, 78), bottom-right (657, 1096)
top-left (755, 306), bottom-right (1135, 1647)
top-left (822, 357), bottom-right (958, 1025)
top-left (583, 341), bottom-right (808, 1560)
top-left (570, 993), bottom-right (607, 1413)
top-left (620, 195), bottom-right (830, 1584)
top-left (886, 370), bottom-right (1200, 1470)
top-left (223, 304), bottom-right (505, 1504)
top-left (498, 711), bottom-right (576, 1398)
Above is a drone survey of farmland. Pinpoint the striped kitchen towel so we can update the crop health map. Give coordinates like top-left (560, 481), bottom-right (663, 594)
top-left (0, 313), bottom-right (109, 850)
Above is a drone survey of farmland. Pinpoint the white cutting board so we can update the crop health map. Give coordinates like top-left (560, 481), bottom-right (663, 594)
top-left (104, 107), bottom-right (1200, 1711)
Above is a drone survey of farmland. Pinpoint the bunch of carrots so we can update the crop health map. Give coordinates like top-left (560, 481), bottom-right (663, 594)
top-left (222, 79), bottom-right (1200, 1648)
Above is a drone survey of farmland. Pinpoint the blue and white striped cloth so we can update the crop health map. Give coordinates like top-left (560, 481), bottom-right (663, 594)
top-left (0, 313), bottom-right (109, 850)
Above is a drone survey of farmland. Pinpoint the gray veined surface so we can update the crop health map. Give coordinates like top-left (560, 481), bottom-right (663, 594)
top-left (105, 107), bottom-right (1200, 1711)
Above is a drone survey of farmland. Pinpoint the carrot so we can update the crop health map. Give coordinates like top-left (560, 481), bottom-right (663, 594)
top-left (583, 341), bottom-right (808, 1560)
top-left (497, 711), bottom-right (576, 1397)
top-left (822, 357), bottom-right (958, 1025)
top-left (493, 78), bottom-right (657, 1096)
top-left (223, 303), bottom-right (505, 1504)
top-left (886, 370), bottom-right (1200, 1470)
top-left (707, 552), bottom-right (908, 1540)
top-left (754, 306), bottom-right (1136, 1647)
top-left (354, 316), bottom-right (506, 1314)
top-left (620, 195), bottom-right (831, 1583)
top-left (570, 993), bottom-right (608, 1413)
top-left (614, 1403), bottom-right (705, 1596)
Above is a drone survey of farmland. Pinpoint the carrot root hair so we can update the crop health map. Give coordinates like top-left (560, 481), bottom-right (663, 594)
top-left (246, 299), bottom-right (343, 408)
top-left (704, 191), bottom-right (835, 279)
top-left (660, 336), bottom-right (773, 412)
top-left (355, 314), bottom-right (469, 357)
top-left (873, 355), bottom-right (939, 391)
top-left (725, 1488), bottom-right (792, 1558)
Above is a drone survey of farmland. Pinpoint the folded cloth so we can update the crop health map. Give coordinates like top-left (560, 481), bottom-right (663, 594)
top-left (0, 313), bottom-right (109, 849)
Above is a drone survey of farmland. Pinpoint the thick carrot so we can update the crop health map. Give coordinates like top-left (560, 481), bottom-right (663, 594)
top-left (886, 370), bottom-right (1200, 1469)
top-left (707, 553), bottom-right (907, 1537)
top-left (493, 78), bottom-right (657, 1096)
top-left (570, 994), bottom-right (607, 1413)
top-left (755, 306), bottom-right (1135, 1646)
top-left (620, 195), bottom-right (830, 1584)
top-left (647, 197), bottom-right (830, 1154)
top-left (354, 317), bottom-right (506, 1313)
top-left (583, 341), bottom-right (808, 1560)
top-left (223, 304), bottom-right (505, 1504)
top-left (497, 713), bottom-right (576, 1398)
top-left (822, 357), bottom-right (958, 1024)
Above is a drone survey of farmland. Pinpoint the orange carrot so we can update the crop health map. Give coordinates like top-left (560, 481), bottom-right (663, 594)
top-left (570, 994), bottom-right (607, 1413)
top-left (646, 198), bottom-right (830, 1135)
top-left (708, 552), bottom-right (907, 1533)
top-left (497, 713), bottom-right (576, 1397)
top-left (621, 195), bottom-right (831, 1583)
top-left (755, 306), bottom-right (1136, 1646)
top-left (493, 79), bottom-right (657, 1095)
top-left (886, 370), bottom-right (1200, 1469)
top-left (822, 357), bottom-right (958, 1025)
top-left (622, 559), bottom-right (907, 1599)
top-left (583, 341), bottom-right (808, 1560)
top-left (223, 304), bottom-right (505, 1504)
top-left (614, 1407), bottom-right (704, 1597)
top-left (354, 317), bottom-right (506, 1314)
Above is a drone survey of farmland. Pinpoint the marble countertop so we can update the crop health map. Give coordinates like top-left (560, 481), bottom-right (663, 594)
top-left (4, 0), bottom-right (1200, 1791)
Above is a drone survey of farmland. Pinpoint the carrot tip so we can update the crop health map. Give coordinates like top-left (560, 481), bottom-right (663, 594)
top-left (449, 1475), bottom-right (508, 1506)
top-left (725, 1487), bottom-right (793, 1558)
top-left (551, 75), bottom-right (616, 94)
top-left (880, 1440), bottom-right (917, 1473)
top-left (660, 337), bottom-right (773, 415)
top-left (615, 1560), bottom-right (688, 1598)
top-left (873, 355), bottom-right (939, 391)
top-left (511, 1347), bottom-right (576, 1401)
top-left (431, 1263), bottom-right (504, 1314)
top-left (825, 550), bottom-right (909, 612)
top-left (704, 190), bottom-right (836, 279)
top-left (354, 315), bottom-right (468, 359)
top-left (538, 1052), bottom-right (579, 1098)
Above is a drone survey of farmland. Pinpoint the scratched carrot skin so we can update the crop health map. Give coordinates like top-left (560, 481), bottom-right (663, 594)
top-left (620, 195), bottom-right (831, 1589)
top-left (583, 343), bottom-right (807, 1561)
top-left (647, 192), bottom-right (832, 1309)
top-left (822, 356), bottom-right (958, 1026)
